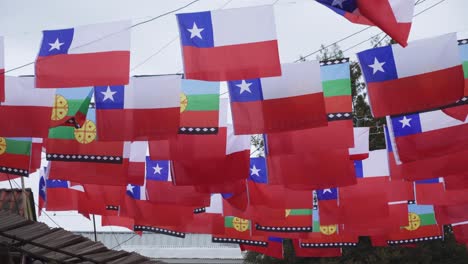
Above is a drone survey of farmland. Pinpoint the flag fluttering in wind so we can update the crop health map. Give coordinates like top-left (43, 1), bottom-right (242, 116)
top-left (317, 0), bottom-right (415, 46)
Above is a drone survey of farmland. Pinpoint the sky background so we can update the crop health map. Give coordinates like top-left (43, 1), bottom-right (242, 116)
top-left (0, 0), bottom-right (468, 241)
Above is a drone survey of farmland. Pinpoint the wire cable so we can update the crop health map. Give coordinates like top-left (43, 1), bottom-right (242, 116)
top-left (10, 179), bottom-right (63, 228)
top-left (342, 0), bottom-right (448, 53)
top-left (296, 0), bottom-right (444, 61)
top-left (130, 0), bottom-right (235, 73)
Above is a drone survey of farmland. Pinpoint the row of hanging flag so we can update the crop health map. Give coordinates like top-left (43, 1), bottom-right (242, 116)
top-left (1, 0), bottom-right (468, 259)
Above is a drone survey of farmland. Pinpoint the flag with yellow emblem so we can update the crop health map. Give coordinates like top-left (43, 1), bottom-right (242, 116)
top-left (46, 108), bottom-right (124, 163)
top-left (387, 204), bottom-right (442, 245)
top-left (0, 137), bottom-right (32, 176)
top-left (298, 207), bottom-right (358, 248)
top-left (179, 79), bottom-right (220, 134)
top-left (50, 87), bottom-right (93, 128)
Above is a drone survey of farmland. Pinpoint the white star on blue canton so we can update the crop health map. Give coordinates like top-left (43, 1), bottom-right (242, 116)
top-left (368, 57), bottom-right (386, 74)
top-left (153, 164), bottom-right (163, 175)
top-left (399, 116), bottom-right (412, 128)
top-left (48, 38), bottom-right (65, 51)
top-left (101, 86), bottom-right (117, 102)
top-left (250, 165), bottom-right (261, 177)
top-left (331, 0), bottom-right (347, 8)
top-left (236, 80), bottom-right (252, 94)
top-left (187, 22), bottom-right (204, 39)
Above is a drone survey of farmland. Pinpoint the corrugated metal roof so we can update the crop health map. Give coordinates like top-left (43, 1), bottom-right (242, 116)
top-left (76, 232), bottom-right (243, 260)
top-left (0, 211), bottom-right (163, 263)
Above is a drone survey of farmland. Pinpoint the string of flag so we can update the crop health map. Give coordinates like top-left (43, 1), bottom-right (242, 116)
top-left (1, 0), bottom-right (468, 260)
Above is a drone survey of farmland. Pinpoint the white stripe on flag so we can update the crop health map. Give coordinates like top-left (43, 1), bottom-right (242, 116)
top-left (388, 0), bottom-right (415, 23)
top-left (125, 75), bottom-right (181, 109)
top-left (219, 98), bottom-right (228, 127)
top-left (420, 109), bottom-right (467, 132)
top-left (0, 36), bottom-right (4, 68)
top-left (361, 149), bottom-right (390, 177)
top-left (212, 5), bottom-right (276, 46)
top-left (226, 124), bottom-right (250, 155)
top-left (69, 20), bottom-right (131, 54)
top-left (4, 77), bottom-right (56, 107)
top-left (392, 33), bottom-right (460, 78)
top-left (206, 194), bottom-right (223, 214)
top-left (349, 127), bottom-right (370, 156)
top-left (130, 141), bottom-right (148, 162)
top-left (261, 61), bottom-right (322, 100)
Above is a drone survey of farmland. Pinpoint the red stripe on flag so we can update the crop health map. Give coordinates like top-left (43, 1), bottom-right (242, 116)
top-left (172, 150), bottom-right (250, 187)
top-left (180, 110), bottom-right (219, 127)
top-left (46, 138), bottom-right (124, 157)
top-left (266, 120), bottom-right (354, 156)
top-left (357, 0), bottom-right (412, 46)
top-left (465, 79), bottom-right (468, 95)
top-left (146, 181), bottom-right (210, 206)
top-left (395, 123), bottom-right (468, 163)
top-left (96, 107), bottom-right (180, 141)
top-left (368, 66), bottom-right (464, 117)
top-left (325, 95), bottom-right (352, 113)
top-left (0, 69), bottom-right (4, 102)
top-left (231, 93), bottom-right (327, 134)
top-left (182, 40), bottom-right (281, 81)
top-left (388, 225), bottom-right (442, 242)
top-left (343, 12), bottom-right (373, 26)
top-left (0, 106), bottom-right (52, 137)
top-left (149, 127), bottom-right (227, 161)
top-left (46, 188), bottom-right (81, 211)
top-left (49, 160), bottom-right (128, 186)
top-left (0, 153), bottom-right (30, 171)
top-left (0, 173), bottom-right (20, 181)
top-left (267, 150), bottom-right (356, 190)
top-left (35, 51), bottom-right (130, 88)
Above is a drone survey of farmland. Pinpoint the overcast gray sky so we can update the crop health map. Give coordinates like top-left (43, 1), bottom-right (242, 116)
top-left (0, 0), bottom-right (468, 233)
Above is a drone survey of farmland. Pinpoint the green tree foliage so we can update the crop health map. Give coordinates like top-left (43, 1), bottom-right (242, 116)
top-left (245, 43), bottom-right (468, 263)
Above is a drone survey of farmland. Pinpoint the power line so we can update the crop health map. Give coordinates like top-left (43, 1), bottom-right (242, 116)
top-left (130, 0), bottom-right (201, 29)
top-left (10, 178), bottom-right (63, 228)
top-left (130, 0), bottom-right (235, 73)
top-left (342, 0), bottom-right (448, 54)
top-left (111, 233), bottom-right (138, 250)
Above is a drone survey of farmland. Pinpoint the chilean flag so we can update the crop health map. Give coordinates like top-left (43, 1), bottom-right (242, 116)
top-left (35, 21), bottom-right (130, 88)
top-left (145, 158), bottom-right (210, 207)
top-left (0, 36), bottom-right (4, 102)
top-left (176, 5), bottom-right (281, 81)
top-left (387, 106), bottom-right (468, 164)
top-left (358, 33), bottom-right (464, 117)
top-left (0, 77), bottom-right (55, 137)
top-left (94, 75), bottom-right (181, 141)
top-left (317, 0), bottom-right (415, 47)
top-left (38, 170), bottom-right (46, 216)
top-left (228, 62), bottom-right (327, 134)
